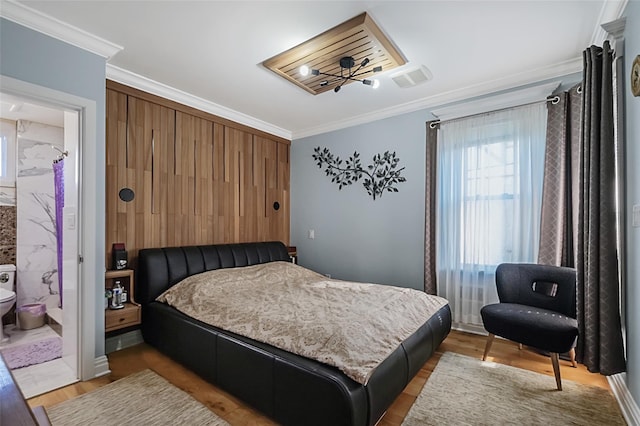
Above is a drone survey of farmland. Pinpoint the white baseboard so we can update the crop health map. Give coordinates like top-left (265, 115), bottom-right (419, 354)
top-left (93, 355), bottom-right (111, 378)
top-left (105, 329), bottom-right (144, 354)
top-left (608, 372), bottom-right (640, 425)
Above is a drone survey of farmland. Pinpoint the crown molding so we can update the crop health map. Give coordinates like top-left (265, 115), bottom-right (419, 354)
top-left (0, 0), bottom-right (123, 59)
top-left (291, 57), bottom-right (581, 139)
top-left (591, 0), bottom-right (629, 46)
top-left (431, 81), bottom-right (560, 122)
top-left (601, 16), bottom-right (627, 54)
top-left (601, 16), bottom-right (626, 40)
top-left (1, 0), bottom-right (626, 142)
top-left (106, 65), bottom-right (291, 140)
top-left (110, 55), bottom-right (579, 141)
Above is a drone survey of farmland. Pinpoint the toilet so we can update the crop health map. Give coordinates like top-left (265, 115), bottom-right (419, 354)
top-left (0, 264), bottom-right (17, 343)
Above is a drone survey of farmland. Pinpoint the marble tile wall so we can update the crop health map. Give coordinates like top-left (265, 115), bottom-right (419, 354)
top-left (0, 187), bottom-right (16, 207)
top-left (16, 120), bottom-right (63, 310)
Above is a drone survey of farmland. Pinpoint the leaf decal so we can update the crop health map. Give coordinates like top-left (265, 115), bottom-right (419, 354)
top-left (312, 146), bottom-right (407, 200)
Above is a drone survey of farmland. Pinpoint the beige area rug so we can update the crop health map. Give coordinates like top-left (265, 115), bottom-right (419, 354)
top-left (402, 352), bottom-right (626, 426)
top-left (47, 369), bottom-right (229, 426)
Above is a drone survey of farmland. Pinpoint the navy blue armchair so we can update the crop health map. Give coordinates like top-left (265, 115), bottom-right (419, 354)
top-left (480, 263), bottom-right (578, 390)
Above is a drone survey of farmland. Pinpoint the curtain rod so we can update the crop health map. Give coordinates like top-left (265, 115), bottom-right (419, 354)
top-left (52, 145), bottom-right (68, 163)
top-left (429, 95), bottom-right (562, 129)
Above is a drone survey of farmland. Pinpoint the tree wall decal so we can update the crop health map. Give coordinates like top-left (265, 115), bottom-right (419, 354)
top-left (312, 147), bottom-right (407, 200)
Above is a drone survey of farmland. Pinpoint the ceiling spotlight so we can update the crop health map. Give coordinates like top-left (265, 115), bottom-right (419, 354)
top-left (362, 79), bottom-right (381, 89)
top-left (300, 65), bottom-right (309, 76)
top-left (307, 56), bottom-right (382, 94)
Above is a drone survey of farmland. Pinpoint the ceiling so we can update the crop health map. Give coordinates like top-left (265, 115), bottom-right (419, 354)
top-left (7, 1), bottom-right (626, 139)
top-left (0, 93), bottom-right (63, 127)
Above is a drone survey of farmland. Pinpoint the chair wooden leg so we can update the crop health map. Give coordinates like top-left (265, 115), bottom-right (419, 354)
top-left (482, 333), bottom-right (495, 361)
top-left (551, 352), bottom-right (562, 390)
top-left (569, 348), bottom-right (577, 368)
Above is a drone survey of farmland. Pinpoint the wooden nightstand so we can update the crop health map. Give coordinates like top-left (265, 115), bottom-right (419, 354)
top-left (105, 269), bottom-right (141, 332)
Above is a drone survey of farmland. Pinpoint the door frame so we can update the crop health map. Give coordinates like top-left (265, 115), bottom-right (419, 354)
top-left (1, 75), bottom-right (103, 380)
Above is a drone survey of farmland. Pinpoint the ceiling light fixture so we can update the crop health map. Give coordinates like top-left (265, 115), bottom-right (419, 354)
top-left (302, 56), bottom-right (382, 93)
top-left (263, 13), bottom-right (405, 95)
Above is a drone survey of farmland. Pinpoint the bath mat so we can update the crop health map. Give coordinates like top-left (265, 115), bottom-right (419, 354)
top-left (1, 336), bottom-right (62, 369)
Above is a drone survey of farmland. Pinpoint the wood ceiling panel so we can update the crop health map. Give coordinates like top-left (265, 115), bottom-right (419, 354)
top-left (263, 13), bottom-right (407, 95)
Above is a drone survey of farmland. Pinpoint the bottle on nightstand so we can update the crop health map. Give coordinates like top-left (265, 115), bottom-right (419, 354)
top-left (109, 280), bottom-right (124, 310)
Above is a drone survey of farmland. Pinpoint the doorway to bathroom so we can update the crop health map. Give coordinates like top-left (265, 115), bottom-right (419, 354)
top-left (0, 91), bottom-right (80, 398)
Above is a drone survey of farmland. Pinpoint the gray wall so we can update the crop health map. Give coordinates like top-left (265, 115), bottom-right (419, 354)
top-left (624, 0), bottom-right (640, 410)
top-left (291, 81), bottom-right (578, 290)
top-left (291, 110), bottom-right (434, 289)
top-left (0, 18), bottom-right (106, 359)
top-left (292, 32), bottom-right (639, 414)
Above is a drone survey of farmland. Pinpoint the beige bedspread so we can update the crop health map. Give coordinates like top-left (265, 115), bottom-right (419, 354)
top-left (157, 261), bottom-right (448, 384)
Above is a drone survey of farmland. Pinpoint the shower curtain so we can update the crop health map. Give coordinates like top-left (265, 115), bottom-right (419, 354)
top-left (53, 158), bottom-right (64, 308)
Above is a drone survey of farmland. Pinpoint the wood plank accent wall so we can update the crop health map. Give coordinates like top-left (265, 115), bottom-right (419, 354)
top-left (106, 81), bottom-right (290, 268)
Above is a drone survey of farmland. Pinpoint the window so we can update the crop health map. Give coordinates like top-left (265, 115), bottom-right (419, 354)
top-left (436, 103), bottom-right (547, 327)
top-left (0, 119), bottom-right (17, 187)
top-left (463, 138), bottom-right (515, 267)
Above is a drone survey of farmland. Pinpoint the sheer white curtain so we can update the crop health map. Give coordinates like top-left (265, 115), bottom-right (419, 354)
top-left (436, 103), bottom-right (547, 329)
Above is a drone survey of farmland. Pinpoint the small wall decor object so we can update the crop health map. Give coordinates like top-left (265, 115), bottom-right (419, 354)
top-left (312, 147), bottom-right (406, 200)
top-left (112, 243), bottom-right (128, 270)
top-left (118, 187), bottom-right (135, 202)
top-left (631, 55), bottom-right (640, 97)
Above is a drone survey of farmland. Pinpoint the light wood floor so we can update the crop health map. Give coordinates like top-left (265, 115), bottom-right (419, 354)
top-left (27, 330), bottom-right (612, 425)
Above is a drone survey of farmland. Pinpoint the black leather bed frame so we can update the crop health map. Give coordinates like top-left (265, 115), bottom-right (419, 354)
top-left (137, 241), bottom-right (451, 426)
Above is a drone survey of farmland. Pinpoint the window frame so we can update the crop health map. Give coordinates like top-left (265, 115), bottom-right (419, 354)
top-left (0, 118), bottom-right (17, 188)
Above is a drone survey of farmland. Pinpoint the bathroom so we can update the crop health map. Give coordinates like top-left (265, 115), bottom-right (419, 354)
top-left (0, 93), bottom-right (79, 398)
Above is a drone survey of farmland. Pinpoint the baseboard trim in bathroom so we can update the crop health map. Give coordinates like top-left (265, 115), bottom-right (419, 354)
top-left (46, 307), bottom-right (62, 325)
top-left (105, 329), bottom-right (143, 354)
top-left (45, 308), bottom-right (62, 336)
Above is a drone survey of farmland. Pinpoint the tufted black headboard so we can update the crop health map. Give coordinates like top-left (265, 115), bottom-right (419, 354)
top-left (136, 241), bottom-right (290, 305)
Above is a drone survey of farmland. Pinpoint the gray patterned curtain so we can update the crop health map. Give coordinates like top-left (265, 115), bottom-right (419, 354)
top-left (576, 41), bottom-right (625, 375)
top-left (424, 121), bottom-right (438, 295)
top-left (537, 86), bottom-right (581, 268)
